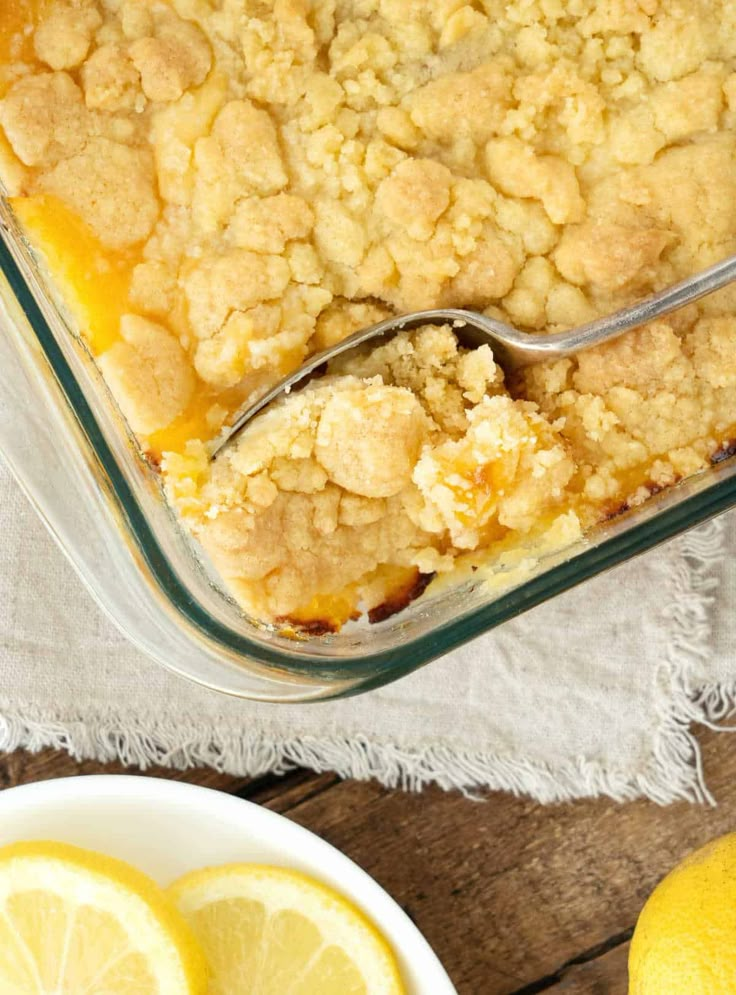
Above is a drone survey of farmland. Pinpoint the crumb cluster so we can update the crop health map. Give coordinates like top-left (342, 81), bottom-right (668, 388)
top-left (2, 0), bottom-right (736, 625)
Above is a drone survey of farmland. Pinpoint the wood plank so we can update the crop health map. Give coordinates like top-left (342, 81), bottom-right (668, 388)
top-left (242, 770), bottom-right (342, 813)
top-left (275, 726), bottom-right (736, 994)
top-left (541, 943), bottom-right (630, 994)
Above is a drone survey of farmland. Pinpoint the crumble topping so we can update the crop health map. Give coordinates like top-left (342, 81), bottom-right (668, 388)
top-left (165, 327), bottom-right (577, 622)
top-left (1, 0), bottom-right (736, 626)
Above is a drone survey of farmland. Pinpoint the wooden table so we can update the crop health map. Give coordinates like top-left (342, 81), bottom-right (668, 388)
top-left (3, 727), bottom-right (733, 993)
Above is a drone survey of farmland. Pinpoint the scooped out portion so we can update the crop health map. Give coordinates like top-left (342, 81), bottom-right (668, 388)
top-left (164, 326), bottom-right (580, 629)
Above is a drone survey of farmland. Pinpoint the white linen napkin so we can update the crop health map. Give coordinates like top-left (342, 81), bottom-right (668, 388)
top-left (0, 456), bottom-right (732, 804)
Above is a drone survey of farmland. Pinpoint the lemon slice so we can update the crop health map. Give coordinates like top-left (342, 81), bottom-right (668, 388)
top-left (0, 840), bottom-right (207, 994)
top-left (169, 863), bottom-right (406, 995)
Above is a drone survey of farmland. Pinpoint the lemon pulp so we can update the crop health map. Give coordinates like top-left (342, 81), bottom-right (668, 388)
top-left (169, 863), bottom-right (406, 995)
top-left (0, 840), bottom-right (208, 994)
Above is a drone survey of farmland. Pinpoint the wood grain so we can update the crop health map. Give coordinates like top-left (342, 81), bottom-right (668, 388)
top-left (544, 944), bottom-right (630, 994)
top-left (1, 725), bottom-right (734, 993)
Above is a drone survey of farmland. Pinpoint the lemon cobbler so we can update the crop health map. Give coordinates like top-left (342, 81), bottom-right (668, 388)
top-left (2, 0), bottom-right (736, 629)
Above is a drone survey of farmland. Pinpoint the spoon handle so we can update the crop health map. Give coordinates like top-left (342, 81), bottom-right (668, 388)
top-left (506, 252), bottom-right (736, 363)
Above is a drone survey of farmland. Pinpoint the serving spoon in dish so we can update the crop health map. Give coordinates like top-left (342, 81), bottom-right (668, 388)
top-left (212, 252), bottom-right (736, 459)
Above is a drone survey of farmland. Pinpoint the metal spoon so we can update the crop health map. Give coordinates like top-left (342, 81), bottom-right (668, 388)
top-left (212, 252), bottom-right (736, 459)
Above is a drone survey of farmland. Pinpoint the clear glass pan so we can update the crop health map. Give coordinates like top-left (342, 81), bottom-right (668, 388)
top-left (2, 195), bottom-right (736, 702)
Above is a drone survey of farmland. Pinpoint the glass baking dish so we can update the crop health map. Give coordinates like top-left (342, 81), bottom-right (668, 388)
top-left (2, 192), bottom-right (736, 702)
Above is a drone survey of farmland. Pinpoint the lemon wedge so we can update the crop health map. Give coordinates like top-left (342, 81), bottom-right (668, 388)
top-left (0, 840), bottom-right (208, 994)
top-left (169, 863), bottom-right (406, 994)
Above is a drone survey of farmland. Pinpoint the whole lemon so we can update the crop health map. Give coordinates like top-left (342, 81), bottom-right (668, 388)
top-left (629, 832), bottom-right (736, 993)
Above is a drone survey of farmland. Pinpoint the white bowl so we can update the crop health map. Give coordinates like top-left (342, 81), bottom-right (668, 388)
top-left (0, 774), bottom-right (455, 994)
